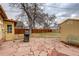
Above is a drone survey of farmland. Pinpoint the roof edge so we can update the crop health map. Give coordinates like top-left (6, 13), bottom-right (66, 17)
top-left (59, 18), bottom-right (79, 25)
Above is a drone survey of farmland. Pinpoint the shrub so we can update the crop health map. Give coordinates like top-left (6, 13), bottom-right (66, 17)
top-left (66, 35), bottom-right (79, 46)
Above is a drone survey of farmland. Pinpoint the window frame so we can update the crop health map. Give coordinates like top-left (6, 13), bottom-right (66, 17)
top-left (7, 25), bottom-right (12, 33)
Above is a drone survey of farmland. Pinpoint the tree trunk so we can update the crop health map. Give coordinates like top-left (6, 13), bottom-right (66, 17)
top-left (32, 3), bottom-right (37, 29)
top-left (32, 20), bottom-right (35, 29)
top-left (28, 18), bottom-right (32, 36)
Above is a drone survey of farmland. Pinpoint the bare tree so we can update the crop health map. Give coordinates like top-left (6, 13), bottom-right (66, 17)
top-left (35, 13), bottom-right (56, 29)
top-left (9, 3), bottom-right (56, 35)
top-left (10, 3), bottom-right (43, 35)
top-left (44, 14), bottom-right (56, 28)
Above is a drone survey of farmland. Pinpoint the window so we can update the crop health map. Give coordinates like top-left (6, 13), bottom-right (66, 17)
top-left (7, 25), bottom-right (12, 33)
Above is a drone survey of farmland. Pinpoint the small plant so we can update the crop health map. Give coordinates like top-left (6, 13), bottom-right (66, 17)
top-left (66, 35), bottom-right (79, 46)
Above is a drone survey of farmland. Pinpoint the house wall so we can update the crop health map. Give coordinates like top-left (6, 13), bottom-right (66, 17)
top-left (0, 15), bottom-right (3, 41)
top-left (3, 21), bottom-right (15, 40)
top-left (60, 20), bottom-right (79, 41)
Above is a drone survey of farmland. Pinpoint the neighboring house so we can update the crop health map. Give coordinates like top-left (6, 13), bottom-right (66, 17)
top-left (0, 5), bottom-right (16, 42)
top-left (59, 18), bottom-right (79, 41)
top-left (15, 21), bottom-right (24, 29)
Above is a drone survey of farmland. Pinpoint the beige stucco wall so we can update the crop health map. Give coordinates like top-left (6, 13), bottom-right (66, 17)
top-left (60, 20), bottom-right (79, 41)
top-left (3, 21), bottom-right (15, 40)
top-left (0, 15), bottom-right (3, 40)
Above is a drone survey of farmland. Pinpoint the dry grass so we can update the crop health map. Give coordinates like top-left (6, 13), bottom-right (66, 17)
top-left (31, 32), bottom-right (60, 38)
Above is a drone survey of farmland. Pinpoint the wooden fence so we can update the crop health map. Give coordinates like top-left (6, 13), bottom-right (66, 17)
top-left (15, 29), bottom-right (54, 34)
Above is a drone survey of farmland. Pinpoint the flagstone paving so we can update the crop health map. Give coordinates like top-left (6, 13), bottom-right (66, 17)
top-left (0, 37), bottom-right (79, 56)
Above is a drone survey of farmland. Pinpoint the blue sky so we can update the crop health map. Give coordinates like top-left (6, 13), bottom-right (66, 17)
top-left (1, 3), bottom-right (79, 23)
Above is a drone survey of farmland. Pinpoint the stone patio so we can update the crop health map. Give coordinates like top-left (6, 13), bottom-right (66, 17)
top-left (0, 37), bottom-right (79, 56)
